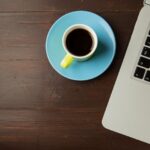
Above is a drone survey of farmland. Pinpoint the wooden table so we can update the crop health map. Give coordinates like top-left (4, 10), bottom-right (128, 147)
top-left (0, 0), bottom-right (150, 149)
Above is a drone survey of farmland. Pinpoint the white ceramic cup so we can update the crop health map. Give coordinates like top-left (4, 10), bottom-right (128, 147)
top-left (60, 24), bottom-right (98, 68)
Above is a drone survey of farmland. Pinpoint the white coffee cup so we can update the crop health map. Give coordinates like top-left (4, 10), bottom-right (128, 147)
top-left (60, 24), bottom-right (98, 68)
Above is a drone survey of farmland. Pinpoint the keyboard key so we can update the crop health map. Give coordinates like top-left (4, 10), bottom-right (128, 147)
top-left (134, 67), bottom-right (145, 79)
top-left (138, 57), bottom-right (150, 68)
top-left (144, 71), bottom-right (150, 82)
top-left (145, 37), bottom-right (150, 47)
top-left (142, 47), bottom-right (150, 57)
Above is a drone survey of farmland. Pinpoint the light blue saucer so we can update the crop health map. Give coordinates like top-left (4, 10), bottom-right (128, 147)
top-left (46, 11), bottom-right (116, 81)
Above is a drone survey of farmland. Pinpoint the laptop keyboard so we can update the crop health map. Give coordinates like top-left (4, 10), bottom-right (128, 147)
top-left (134, 30), bottom-right (150, 82)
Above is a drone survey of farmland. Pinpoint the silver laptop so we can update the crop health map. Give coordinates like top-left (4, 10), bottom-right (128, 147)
top-left (102, 0), bottom-right (150, 144)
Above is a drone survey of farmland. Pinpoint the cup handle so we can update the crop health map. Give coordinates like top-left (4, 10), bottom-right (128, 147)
top-left (60, 53), bottom-right (74, 68)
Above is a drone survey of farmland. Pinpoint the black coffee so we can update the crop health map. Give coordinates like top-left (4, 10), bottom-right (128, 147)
top-left (66, 29), bottom-right (93, 56)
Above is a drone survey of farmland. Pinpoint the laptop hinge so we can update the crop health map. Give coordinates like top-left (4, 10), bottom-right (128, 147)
top-left (144, 0), bottom-right (150, 5)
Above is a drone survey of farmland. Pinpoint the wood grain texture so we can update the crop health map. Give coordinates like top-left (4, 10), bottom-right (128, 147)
top-left (0, 0), bottom-right (150, 150)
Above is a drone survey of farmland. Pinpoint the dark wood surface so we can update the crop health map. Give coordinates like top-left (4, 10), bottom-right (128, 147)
top-left (0, 0), bottom-right (150, 149)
